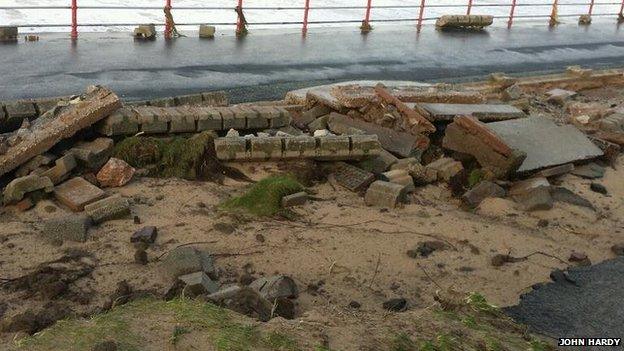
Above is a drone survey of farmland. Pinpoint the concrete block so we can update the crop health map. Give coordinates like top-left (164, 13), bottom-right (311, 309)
top-left (40, 153), bottom-right (77, 185)
top-left (308, 115), bottom-right (329, 131)
top-left (359, 148), bottom-right (398, 173)
top-left (195, 107), bottom-right (223, 131)
top-left (178, 271), bottom-right (219, 296)
top-left (364, 180), bottom-right (406, 208)
top-left (134, 24), bottom-right (156, 39)
top-left (349, 134), bottom-right (381, 158)
top-left (435, 15), bottom-right (493, 29)
top-left (219, 107), bottom-right (246, 130)
top-left (71, 137), bottom-right (114, 170)
top-left (283, 136), bottom-right (317, 158)
top-left (462, 181), bottom-right (505, 207)
top-left (381, 169), bottom-right (415, 192)
top-left (281, 191), bottom-right (308, 207)
top-left (425, 157), bottom-right (463, 181)
top-left (249, 137), bottom-right (283, 161)
top-left (199, 25), bottom-right (216, 38)
top-left (300, 104), bottom-right (332, 125)
top-left (0, 26), bottom-right (18, 41)
top-left (316, 135), bottom-right (350, 159)
top-left (15, 153), bottom-right (56, 178)
top-left (84, 195), bottom-right (131, 224)
top-left (214, 137), bottom-right (248, 161)
top-left (3, 174), bottom-right (54, 205)
top-left (53, 177), bottom-right (106, 212)
top-left (42, 214), bottom-right (91, 244)
top-left (332, 162), bottom-right (375, 192)
top-left (98, 109), bottom-right (139, 136)
top-left (168, 107), bottom-right (196, 133)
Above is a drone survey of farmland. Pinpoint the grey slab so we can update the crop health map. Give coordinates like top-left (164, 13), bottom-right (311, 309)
top-left (487, 117), bottom-right (603, 173)
top-left (416, 103), bottom-right (526, 121)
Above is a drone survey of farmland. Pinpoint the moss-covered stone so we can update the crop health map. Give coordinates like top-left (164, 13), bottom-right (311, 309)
top-left (220, 175), bottom-right (304, 217)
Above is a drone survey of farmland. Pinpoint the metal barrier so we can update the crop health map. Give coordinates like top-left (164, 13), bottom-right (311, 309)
top-left (1, 0), bottom-right (624, 39)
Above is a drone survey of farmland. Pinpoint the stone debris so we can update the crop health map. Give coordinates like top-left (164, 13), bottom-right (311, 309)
top-left (364, 181), bottom-right (407, 208)
top-left (161, 246), bottom-right (215, 279)
top-left (42, 214), bottom-right (91, 245)
top-left (381, 169), bottom-right (416, 192)
top-left (3, 174), bottom-right (54, 205)
top-left (96, 158), bottom-right (136, 188)
top-left (53, 177), bottom-right (106, 211)
top-left (551, 187), bottom-right (595, 210)
top-left (281, 191), bottom-right (308, 208)
top-left (199, 25), bottom-right (216, 39)
top-left (84, 196), bottom-right (131, 224)
top-left (177, 272), bottom-right (220, 296)
top-left (509, 177), bottom-right (553, 211)
top-left (331, 162), bottom-right (376, 192)
top-left (40, 153), bottom-right (77, 185)
top-left (0, 86), bottom-right (122, 177)
top-left (130, 226), bottom-right (158, 244)
top-left (536, 163), bottom-right (574, 178)
top-left (133, 24), bottom-right (156, 39)
top-left (546, 88), bottom-right (577, 105)
top-left (589, 182), bottom-right (608, 195)
top-left (249, 275), bottom-right (298, 301)
top-left (416, 103), bottom-right (525, 122)
top-left (571, 162), bottom-right (605, 179)
top-left (70, 138), bottom-right (114, 170)
top-left (15, 154), bottom-right (56, 178)
top-left (435, 15), bottom-right (494, 29)
top-left (0, 26), bottom-right (18, 42)
top-left (424, 157), bottom-right (464, 182)
top-left (462, 181), bottom-right (506, 208)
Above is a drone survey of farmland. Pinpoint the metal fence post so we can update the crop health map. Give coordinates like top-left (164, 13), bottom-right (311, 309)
top-left (508, 0), bottom-right (517, 28)
top-left (417, 0), bottom-right (426, 32)
top-left (588, 0), bottom-right (595, 15)
top-left (236, 0), bottom-right (244, 35)
top-left (549, 0), bottom-right (559, 26)
top-left (71, 0), bottom-right (78, 39)
top-left (467, 0), bottom-right (473, 15)
top-left (302, 0), bottom-right (310, 35)
top-left (361, 0), bottom-right (373, 32)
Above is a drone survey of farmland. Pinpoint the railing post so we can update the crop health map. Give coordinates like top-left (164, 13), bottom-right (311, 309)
top-left (164, 0), bottom-right (172, 39)
top-left (467, 0), bottom-right (473, 15)
top-left (71, 0), bottom-right (78, 40)
top-left (588, 0), bottom-right (595, 15)
top-left (361, 0), bottom-right (373, 32)
top-left (549, 0), bottom-right (559, 26)
top-left (236, 0), bottom-right (245, 35)
top-left (302, 0), bottom-right (310, 36)
top-left (620, 0), bottom-right (624, 22)
top-left (508, 0), bottom-right (517, 28)
top-left (417, 0), bottom-right (426, 32)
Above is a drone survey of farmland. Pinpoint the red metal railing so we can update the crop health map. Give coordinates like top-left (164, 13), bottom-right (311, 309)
top-left (1, 0), bottom-right (623, 39)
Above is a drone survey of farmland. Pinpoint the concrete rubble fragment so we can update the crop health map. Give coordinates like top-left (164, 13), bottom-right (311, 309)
top-left (70, 137), bottom-right (114, 170)
top-left (40, 153), bottom-right (77, 185)
top-left (487, 117), bottom-right (603, 173)
top-left (462, 181), bottom-right (506, 207)
top-left (199, 25), bottom-right (216, 39)
top-left (249, 275), bottom-right (298, 301)
top-left (42, 214), bottom-right (91, 245)
top-left (571, 162), bottom-right (605, 179)
top-left (536, 163), bottom-right (575, 178)
top-left (53, 177), bottom-right (106, 211)
top-left (84, 195), bottom-right (131, 224)
top-left (133, 24), bottom-right (156, 39)
top-left (177, 272), bottom-right (219, 296)
top-left (161, 246), bottom-right (216, 279)
top-left (416, 103), bottom-right (525, 122)
top-left (435, 15), bottom-right (494, 29)
top-left (331, 162), bottom-right (375, 192)
top-left (424, 157), bottom-right (464, 182)
top-left (364, 180), bottom-right (407, 208)
top-left (551, 187), bottom-right (595, 210)
top-left (509, 177), bottom-right (553, 211)
top-left (374, 83), bottom-right (436, 134)
top-left (131, 226), bottom-right (158, 244)
top-left (3, 174), bottom-right (54, 205)
top-left (281, 192), bottom-right (308, 208)
top-left (14, 154), bottom-right (56, 178)
top-left (381, 169), bottom-right (416, 192)
top-left (97, 158), bottom-right (136, 188)
top-left (0, 26), bottom-right (18, 42)
top-left (546, 88), bottom-right (577, 105)
top-left (0, 86), bottom-right (122, 178)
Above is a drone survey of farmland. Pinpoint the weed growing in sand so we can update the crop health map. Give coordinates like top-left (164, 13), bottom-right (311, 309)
top-left (170, 325), bottom-right (190, 345)
top-left (220, 175), bottom-right (304, 217)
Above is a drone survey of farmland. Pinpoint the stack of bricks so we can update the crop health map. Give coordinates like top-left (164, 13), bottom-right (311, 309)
top-left (214, 134), bottom-right (381, 161)
top-left (98, 105), bottom-right (292, 136)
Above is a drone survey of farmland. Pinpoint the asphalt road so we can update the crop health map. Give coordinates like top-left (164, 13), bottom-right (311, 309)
top-left (1, 21), bottom-right (624, 102)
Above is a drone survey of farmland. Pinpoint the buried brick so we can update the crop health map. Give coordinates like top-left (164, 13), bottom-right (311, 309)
top-left (84, 195), bottom-right (131, 224)
top-left (364, 180), bottom-right (407, 208)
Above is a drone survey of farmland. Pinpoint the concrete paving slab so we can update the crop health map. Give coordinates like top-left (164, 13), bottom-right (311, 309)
top-left (416, 103), bottom-right (526, 121)
top-left (487, 117), bottom-right (603, 173)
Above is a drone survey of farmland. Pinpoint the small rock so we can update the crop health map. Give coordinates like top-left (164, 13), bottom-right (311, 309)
top-left (134, 249), bottom-right (148, 265)
top-left (568, 252), bottom-right (591, 266)
top-left (96, 158), bottom-right (136, 188)
top-left (281, 191), bottom-right (308, 208)
top-left (177, 271), bottom-right (219, 297)
top-left (249, 275), bottom-right (298, 301)
top-left (348, 300), bottom-right (361, 309)
top-left (226, 129), bottom-right (240, 138)
top-left (537, 219), bottom-right (549, 228)
top-left (462, 181), bottom-right (505, 208)
top-left (133, 215), bottom-right (141, 224)
top-left (161, 246), bottom-right (215, 279)
top-left (131, 226), bottom-right (158, 244)
top-left (571, 163), bottom-right (605, 179)
top-left (382, 298), bottom-right (407, 312)
top-left (589, 183), bottom-right (607, 195)
top-left (213, 222), bottom-right (236, 234)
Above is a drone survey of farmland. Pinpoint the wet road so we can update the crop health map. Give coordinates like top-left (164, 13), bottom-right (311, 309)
top-left (1, 21), bottom-right (624, 102)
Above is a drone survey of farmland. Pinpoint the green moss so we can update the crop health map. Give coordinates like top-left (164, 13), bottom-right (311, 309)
top-left (465, 293), bottom-right (500, 315)
top-left (467, 169), bottom-right (484, 188)
top-left (391, 333), bottom-right (417, 351)
top-left (171, 325), bottom-right (190, 345)
top-left (220, 175), bottom-right (304, 217)
top-left (263, 332), bottom-right (299, 351)
top-left (112, 132), bottom-right (216, 180)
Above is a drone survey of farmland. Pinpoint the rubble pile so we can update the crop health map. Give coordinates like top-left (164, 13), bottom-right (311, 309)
top-left (1, 66), bottom-right (624, 329)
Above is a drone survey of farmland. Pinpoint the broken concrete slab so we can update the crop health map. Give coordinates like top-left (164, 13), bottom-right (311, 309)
top-left (40, 153), bottom-right (77, 185)
top-left (84, 195), bottom-right (130, 224)
top-left (0, 86), bottom-right (122, 178)
top-left (487, 117), bottom-right (603, 173)
top-left (416, 103), bottom-right (525, 122)
top-left (425, 157), bottom-right (464, 182)
top-left (509, 177), bottom-right (553, 211)
top-left (551, 187), bottom-right (595, 210)
top-left (462, 181), bottom-right (506, 207)
top-left (570, 162), bottom-right (605, 179)
top-left (364, 180), bottom-right (406, 208)
top-left (381, 169), bottom-right (415, 192)
top-left (3, 174), bottom-right (54, 205)
top-left (435, 15), bottom-right (494, 29)
top-left (53, 177), bottom-right (106, 212)
top-left (331, 162), bottom-right (375, 192)
top-left (42, 214), bottom-right (91, 245)
top-left (327, 112), bottom-right (420, 157)
top-left (546, 88), bottom-right (577, 105)
top-left (161, 246), bottom-right (215, 279)
top-left (536, 163), bottom-right (575, 178)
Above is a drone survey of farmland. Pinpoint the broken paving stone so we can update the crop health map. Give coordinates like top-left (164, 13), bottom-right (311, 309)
top-left (71, 137), bottom-right (114, 170)
top-left (425, 157), bottom-right (464, 182)
top-left (417, 103), bottom-right (525, 122)
top-left (96, 158), bottom-right (136, 188)
top-left (249, 275), bottom-right (298, 301)
top-left (161, 246), bottom-right (216, 279)
top-left (177, 271), bottom-right (220, 297)
top-left (551, 187), bottom-right (595, 210)
top-left (42, 214), bottom-right (91, 245)
top-left (462, 181), bottom-right (506, 208)
top-left (130, 226), bottom-right (157, 244)
top-left (281, 191), bottom-right (308, 208)
top-left (300, 105), bottom-right (332, 125)
top-left (590, 182), bottom-right (608, 195)
top-left (571, 163), bottom-right (605, 179)
top-left (332, 162), bottom-right (375, 192)
top-left (84, 196), bottom-right (131, 224)
top-left (2, 174), bottom-right (53, 205)
top-left (536, 163), bottom-right (574, 178)
top-left (364, 180), bottom-right (406, 209)
top-left (380, 169), bottom-right (415, 192)
top-left (382, 298), bottom-right (408, 312)
top-left (40, 153), bottom-right (77, 185)
top-left (509, 177), bottom-right (553, 211)
top-left (487, 117), bottom-right (602, 174)
top-left (307, 115), bottom-right (329, 131)
top-left (53, 177), bottom-right (106, 212)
